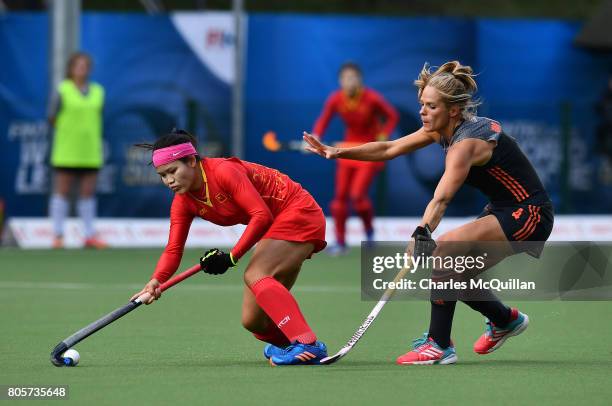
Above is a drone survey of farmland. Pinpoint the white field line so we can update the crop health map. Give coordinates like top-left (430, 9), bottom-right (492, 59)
top-left (0, 281), bottom-right (359, 294)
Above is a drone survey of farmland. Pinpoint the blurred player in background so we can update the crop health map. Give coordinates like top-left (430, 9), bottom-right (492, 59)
top-left (131, 130), bottom-right (328, 366)
top-left (311, 62), bottom-right (398, 255)
top-left (48, 52), bottom-right (106, 249)
top-left (305, 61), bottom-right (553, 365)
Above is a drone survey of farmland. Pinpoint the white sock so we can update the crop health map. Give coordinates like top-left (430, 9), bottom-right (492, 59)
top-left (77, 197), bottom-right (97, 238)
top-left (49, 194), bottom-right (69, 237)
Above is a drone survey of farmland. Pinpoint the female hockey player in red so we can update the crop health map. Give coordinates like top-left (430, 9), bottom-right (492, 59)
top-left (311, 62), bottom-right (399, 254)
top-left (131, 130), bottom-right (328, 366)
top-left (304, 61), bottom-right (553, 365)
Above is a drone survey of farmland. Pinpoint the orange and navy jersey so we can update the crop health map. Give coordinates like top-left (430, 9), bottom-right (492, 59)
top-left (152, 157), bottom-right (309, 283)
top-left (312, 87), bottom-right (399, 142)
top-left (441, 116), bottom-right (551, 206)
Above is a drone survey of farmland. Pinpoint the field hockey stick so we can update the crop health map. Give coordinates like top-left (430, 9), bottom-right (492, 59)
top-left (262, 130), bottom-right (361, 152)
top-left (49, 264), bottom-right (202, 367)
top-left (320, 263), bottom-right (414, 365)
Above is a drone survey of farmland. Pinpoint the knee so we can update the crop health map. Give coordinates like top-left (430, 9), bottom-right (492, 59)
top-left (350, 194), bottom-right (371, 211)
top-left (435, 230), bottom-right (479, 260)
top-left (436, 231), bottom-right (455, 243)
top-left (330, 200), bottom-right (347, 212)
top-left (433, 232), bottom-right (459, 257)
top-left (53, 185), bottom-right (70, 197)
top-left (243, 269), bottom-right (260, 288)
top-left (80, 184), bottom-right (97, 198)
top-left (349, 194), bottom-right (362, 205)
top-left (243, 266), bottom-right (278, 288)
top-left (244, 263), bottom-right (295, 294)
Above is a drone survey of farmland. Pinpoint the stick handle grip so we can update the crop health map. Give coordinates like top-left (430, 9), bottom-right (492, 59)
top-left (160, 264), bottom-right (201, 292)
top-left (136, 264), bottom-right (202, 303)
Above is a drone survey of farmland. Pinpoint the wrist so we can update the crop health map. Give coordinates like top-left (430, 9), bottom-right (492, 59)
top-left (413, 224), bottom-right (432, 239)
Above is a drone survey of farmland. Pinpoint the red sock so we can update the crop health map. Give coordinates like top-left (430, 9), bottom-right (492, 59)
top-left (249, 277), bottom-right (317, 344)
top-left (330, 200), bottom-right (348, 246)
top-left (356, 207), bottom-right (374, 234)
top-left (354, 197), bottom-right (374, 234)
top-left (252, 324), bottom-right (290, 347)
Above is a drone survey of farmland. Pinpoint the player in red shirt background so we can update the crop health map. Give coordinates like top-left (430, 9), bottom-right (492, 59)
top-left (130, 130), bottom-right (328, 366)
top-left (312, 62), bottom-right (399, 254)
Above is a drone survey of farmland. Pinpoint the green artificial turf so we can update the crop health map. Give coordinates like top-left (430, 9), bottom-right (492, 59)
top-left (1, 248), bottom-right (611, 405)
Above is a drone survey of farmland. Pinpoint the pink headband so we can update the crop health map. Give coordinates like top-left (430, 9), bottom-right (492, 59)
top-left (152, 142), bottom-right (198, 167)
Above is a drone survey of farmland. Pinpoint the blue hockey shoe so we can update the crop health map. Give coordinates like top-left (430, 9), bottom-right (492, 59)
top-left (269, 341), bottom-right (328, 366)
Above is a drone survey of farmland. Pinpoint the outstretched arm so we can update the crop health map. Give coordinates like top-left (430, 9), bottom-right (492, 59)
top-left (303, 126), bottom-right (437, 161)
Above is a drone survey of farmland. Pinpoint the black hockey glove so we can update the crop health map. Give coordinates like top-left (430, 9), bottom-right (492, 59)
top-left (411, 224), bottom-right (436, 257)
top-left (200, 248), bottom-right (237, 275)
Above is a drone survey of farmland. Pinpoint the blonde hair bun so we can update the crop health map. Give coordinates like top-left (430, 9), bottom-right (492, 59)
top-left (414, 60), bottom-right (480, 119)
